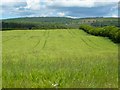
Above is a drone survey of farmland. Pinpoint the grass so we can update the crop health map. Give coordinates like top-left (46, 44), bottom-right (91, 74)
top-left (0, 31), bottom-right (2, 89)
top-left (2, 29), bottom-right (118, 88)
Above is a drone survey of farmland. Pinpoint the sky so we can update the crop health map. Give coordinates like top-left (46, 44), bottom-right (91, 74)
top-left (1, 0), bottom-right (119, 19)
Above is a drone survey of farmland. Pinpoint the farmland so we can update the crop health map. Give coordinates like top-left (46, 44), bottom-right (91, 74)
top-left (2, 29), bottom-right (118, 88)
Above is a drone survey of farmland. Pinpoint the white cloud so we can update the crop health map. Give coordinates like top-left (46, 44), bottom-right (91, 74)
top-left (46, 0), bottom-right (94, 7)
top-left (44, 0), bottom-right (119, 7)
top-left (1, 0), bottom-right (119, 8)
top-left (112, 14), bottom-right (118, 17)
top-left (1, 0), bottom-right (119, 19)
top-left (25, 0), bottom-right (41, 10)
top-left (1, 0), bottom-right (25, 3)
top-left (66, 15), bottom-right (78, 19)
top-left (57, 12), bottom-right (65, 17)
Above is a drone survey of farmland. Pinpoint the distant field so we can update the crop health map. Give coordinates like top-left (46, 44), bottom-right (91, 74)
top-left (2, 29), bottom-right (118, 88)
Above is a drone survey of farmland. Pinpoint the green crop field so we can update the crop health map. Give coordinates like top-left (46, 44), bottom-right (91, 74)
top-left (2, 29), bottom-right (118, 88)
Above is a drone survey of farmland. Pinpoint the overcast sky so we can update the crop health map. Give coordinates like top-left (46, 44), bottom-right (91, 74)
top-left (1, 0), bottom-right (119, 19)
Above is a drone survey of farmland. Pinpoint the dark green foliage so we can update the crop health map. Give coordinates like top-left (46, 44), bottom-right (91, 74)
top-left (1, 17), bottom-right (119, 30)
top-left (1, 17), bottom-right (78, 30)
top-left (2, 22), bottom-right (36, 30)
top-left (91, 20), bottom-right (119, 27)
top-left (79, 25), bottom-right (120, 43)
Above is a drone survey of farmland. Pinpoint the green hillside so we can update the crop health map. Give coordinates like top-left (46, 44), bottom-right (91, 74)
top-left (1, 17), bottom-right (119, 30)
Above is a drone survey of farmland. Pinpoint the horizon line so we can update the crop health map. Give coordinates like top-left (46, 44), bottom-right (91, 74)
top-left (1, 16), bottom-right (119, 20)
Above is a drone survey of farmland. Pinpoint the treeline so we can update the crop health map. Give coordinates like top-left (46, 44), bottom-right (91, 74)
top-left (91, 20), bottom-right (119, 27)
top-left (2, 22), bottom-right (36, 30)
top-left (1, 17), bottom-right (119, 30)
top-left (79, 25), bottom-right (120, 43)
top-left (1, 22), bottom-right (69, 30)
top-left (1, 17), bottom-right (76, 30)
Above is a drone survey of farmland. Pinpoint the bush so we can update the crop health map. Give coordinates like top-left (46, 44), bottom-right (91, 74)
top-left (79, 25), bottom-right (120, 43)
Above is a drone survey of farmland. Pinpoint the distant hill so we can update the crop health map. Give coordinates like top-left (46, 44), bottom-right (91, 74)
top-left (1, 17), bottom-right (119, 30)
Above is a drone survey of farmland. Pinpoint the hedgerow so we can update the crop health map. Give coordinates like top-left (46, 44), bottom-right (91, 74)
top-left (79, 25), bottom-right (120, 43)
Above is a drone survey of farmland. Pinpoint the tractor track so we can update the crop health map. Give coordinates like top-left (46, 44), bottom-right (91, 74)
top-left (3, 32), bottom-right (27, 43)
top-left (70, 30), bottom-right (96, 49)
top-left (33, 39), bottom-right (41, 49)
top-left (28, 36), bottom-right (40, 40)
top-left (32, 31), bottom-right (47, 49)
top-left (70, 30), bottom-right (78, 36)
top-left (76, 30), bottom-right (103, 49)
top-left (66, 29), bottom-right (75, 38)
top-left (32, 30), bottom-right (50, 50)
top-left (42, 30), bottom-right (50, 49)
top-left (80, 36), bottom-right (94, 48)
top-left (71, 30), bottom-right (101, 49)
top-left (3, 36), bottom-right (16, 42)
top-left (85, 36), bottom-right (102, 49)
